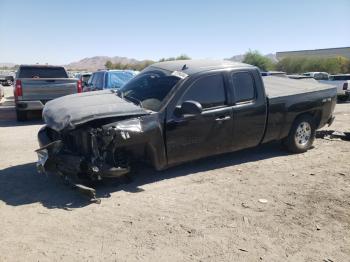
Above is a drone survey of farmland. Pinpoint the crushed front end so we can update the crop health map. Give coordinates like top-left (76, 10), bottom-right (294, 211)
top-left (36, 119), bottom-right (141, 200)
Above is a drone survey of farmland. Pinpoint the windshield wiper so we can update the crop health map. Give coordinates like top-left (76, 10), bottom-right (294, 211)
top-left (123, 95), bottom-right (143, 108)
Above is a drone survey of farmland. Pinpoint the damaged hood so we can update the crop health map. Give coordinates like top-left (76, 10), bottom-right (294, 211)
top-left (43, 90), bottom-right (148, 131)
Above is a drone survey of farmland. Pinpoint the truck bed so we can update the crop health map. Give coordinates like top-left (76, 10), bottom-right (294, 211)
top-left (263, 76), bottom-right (336, 98)
top-left (262, 76), bottom-right (337, 144)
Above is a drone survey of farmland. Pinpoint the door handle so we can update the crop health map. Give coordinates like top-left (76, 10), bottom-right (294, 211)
top-left (168, 118), bottom-right (188, 125)
top-left (215, 115), bottom-right (231, 122)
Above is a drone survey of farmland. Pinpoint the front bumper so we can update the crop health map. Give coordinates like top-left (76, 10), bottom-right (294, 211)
top-left (36, 126), bottom-right (130, 179)
top-left (35, 140), bottom-right (64, 174)
top-left (36, 148), bottom-right (48, 173)
top-left (16, 100), bottom-right (45, 111)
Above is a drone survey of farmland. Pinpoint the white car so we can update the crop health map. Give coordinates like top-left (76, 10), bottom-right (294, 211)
top-left (0, 85), bottom-right (4, 99)
top-left (319, 74), bottom-right (350, 101)
top-left (303, 72), bottom-right (329, 80)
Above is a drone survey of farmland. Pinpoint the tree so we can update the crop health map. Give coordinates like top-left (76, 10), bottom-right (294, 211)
top-left (276, 56), bottom-right (350, 74)
top-left (176, 54), bottom-right (191, 60)
top-left (242, 50), bottom-right (275, 71)
top-left (159, 54), bottom-right (191, 62)
top-left (105, 60), bottom-right (113, 69)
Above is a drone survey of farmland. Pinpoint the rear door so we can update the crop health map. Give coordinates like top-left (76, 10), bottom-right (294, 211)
top-left (166, 72), bottom-right (234, 165)
top-left (229, 70), bottom-right (267, 150)
top-left (19, 66), bottom-right (77, 101)
top-left (90, 72), bottom-right (105, 90)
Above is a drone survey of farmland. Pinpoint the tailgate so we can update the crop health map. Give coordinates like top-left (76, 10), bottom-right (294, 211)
top-left (21, 78), bottom-right (78, 101)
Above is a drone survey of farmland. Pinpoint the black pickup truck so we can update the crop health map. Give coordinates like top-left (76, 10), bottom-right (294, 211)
top-left (37, 60), bottom-right (336, 196)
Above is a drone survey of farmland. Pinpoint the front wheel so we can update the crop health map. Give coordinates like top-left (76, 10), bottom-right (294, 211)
top-left (283, 115), bottom-right (316, 153)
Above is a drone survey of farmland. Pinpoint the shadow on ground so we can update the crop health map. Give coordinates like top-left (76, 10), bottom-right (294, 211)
top-left (337, 99), bottom-right (350, 104)
top-left (0, 107), bottom-right (43, 127)
top-left (0, 142), bottom-right (289, 209)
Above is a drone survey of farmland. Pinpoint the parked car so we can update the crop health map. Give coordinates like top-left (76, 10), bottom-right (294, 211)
top-left (0, 85), bottom-right (4, 99)
top-left (303, 72), bottom-right (329, 80)
top-left (0, 74), bottom-right (14, 86)
top-left (14, 65), bottom-right (80, 121)
top-left (75, 72), bottom-right (91, 88)
top-left (261, 71), bottom-right (287, 77)
top-left (287, 74), bottom-right (312, 79)
top-left (287, 75), bottom-right (319, 83)
top-left (83, 70), bottom-right (136, 92)
top-left (36, 60), bottom-right (337, 198)
top-left (319, 74), bottom-right (350, 101)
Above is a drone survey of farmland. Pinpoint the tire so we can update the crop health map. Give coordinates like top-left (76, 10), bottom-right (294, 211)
top-left (16, 110), bottom-right (27, 121)
top-left (283, 115), bottom-right (316, 153)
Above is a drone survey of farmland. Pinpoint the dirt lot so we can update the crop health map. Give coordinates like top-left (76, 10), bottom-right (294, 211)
top-left (0, 85), bottom-right (349, 261)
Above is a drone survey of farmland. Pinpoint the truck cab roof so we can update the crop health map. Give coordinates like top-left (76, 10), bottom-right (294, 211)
top-left (19, 64), bottom-right (65, 68)
top-left (151, 59), bottom-right (255, 75)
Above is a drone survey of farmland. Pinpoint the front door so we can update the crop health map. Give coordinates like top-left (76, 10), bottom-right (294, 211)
top-left (165, 73), bottom-right (234, 165)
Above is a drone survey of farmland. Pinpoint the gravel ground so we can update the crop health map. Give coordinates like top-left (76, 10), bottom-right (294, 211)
top-left (0, 85), bottom-right (349, 261)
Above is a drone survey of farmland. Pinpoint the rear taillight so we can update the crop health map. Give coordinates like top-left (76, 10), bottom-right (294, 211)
top-left (77, 80), bottom-right (82, 93)
top-left (14, 80), bottom-right (23, 100)
top-left (343, 82), bottom-right (348, 90)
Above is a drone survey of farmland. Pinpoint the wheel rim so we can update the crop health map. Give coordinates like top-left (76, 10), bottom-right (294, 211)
top-left (294, 121), bottom-right (311, 146)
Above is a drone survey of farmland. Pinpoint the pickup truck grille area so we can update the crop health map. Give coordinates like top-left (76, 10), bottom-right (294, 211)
top-left (46, 127), bottom-right (61, 141)
top-left (45, 127), bottom-right (91, 156)
top-left (64, 131), bottom-right (91, 156)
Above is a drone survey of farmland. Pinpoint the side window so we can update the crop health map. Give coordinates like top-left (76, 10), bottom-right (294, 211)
top-left (95, 72), bottom-right (104, 89)
top-left (232, 72), bottom-right (255, 103)
top-left (182, 74), bottom-right (226, 109)
top-left (88, 73), bottom-right (95, 86)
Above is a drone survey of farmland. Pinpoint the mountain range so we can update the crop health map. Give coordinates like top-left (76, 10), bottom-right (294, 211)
top-left (1, 53), bottom-right (278, 71)
top-left (0, 62), bottom-right (16, 68)
top-left (65, 56), bottom-right (146, 71)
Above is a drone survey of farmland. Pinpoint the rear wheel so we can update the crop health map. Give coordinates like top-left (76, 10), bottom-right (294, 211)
top-left (283, 115), bottom-right (316, 153)
top-left (16, 110), bottom-right (27, 121)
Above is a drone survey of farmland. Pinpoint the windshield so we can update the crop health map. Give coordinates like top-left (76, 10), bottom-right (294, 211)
top-left (106, 71), bottom-right (135, 89)
top-left (18, 66), bottom-right (68, 78)
top-left (81, 74), bottom-right (91, 83)
top-left (329, 75), bottom-right (350, 81)
top-left (120, 68), bottom-right (181, 111)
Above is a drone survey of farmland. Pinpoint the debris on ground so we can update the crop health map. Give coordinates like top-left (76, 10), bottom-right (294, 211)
top-left (316, 130), bottom-right (350, 141)
top-left (283, 202), bottom-right (295, 207)
top-left (241, 202), bottom-right (250, 208)
top-left (258, 199), bottom-right (268, 204)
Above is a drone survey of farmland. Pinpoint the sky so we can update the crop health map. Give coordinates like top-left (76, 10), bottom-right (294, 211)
top-left (0, 0), bottom-right (349, 65)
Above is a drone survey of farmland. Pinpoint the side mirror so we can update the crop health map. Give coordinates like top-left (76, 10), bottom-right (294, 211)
top-left (175, 100), bottom-right (202, 116)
